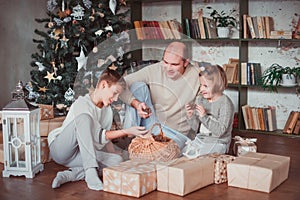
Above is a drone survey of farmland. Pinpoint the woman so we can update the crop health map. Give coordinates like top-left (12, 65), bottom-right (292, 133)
top-left (48, 68), bottom-right (147, 190)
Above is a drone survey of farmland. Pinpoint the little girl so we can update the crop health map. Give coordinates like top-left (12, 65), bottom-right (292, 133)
top-left (183, 64), bottom-right (234, 158)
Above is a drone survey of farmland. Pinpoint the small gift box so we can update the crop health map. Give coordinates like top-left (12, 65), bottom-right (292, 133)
top-left (156, 156), bottom-right (215, 196)
top-left (227, 152), bottom-right (290, 193)
top-left (233, 136), bottom-right (257, 156)
top-left (39, 104), bottom-right (54, 120)
top-left (202, 153), bottom-right (236, 184)
top-left (103, 159), bottom-right (157, 198)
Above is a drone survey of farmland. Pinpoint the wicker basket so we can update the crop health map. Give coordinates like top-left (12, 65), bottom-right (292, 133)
top-left (128, 123), bottom-right (180, 162)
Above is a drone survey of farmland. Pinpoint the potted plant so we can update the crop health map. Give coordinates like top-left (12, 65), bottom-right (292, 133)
top-left (209, 8), bottom-right (238, 38)
top-left (261, 63), bottom-right (297, 92)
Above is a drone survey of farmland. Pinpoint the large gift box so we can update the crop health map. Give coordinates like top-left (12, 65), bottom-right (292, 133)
top-left (233, 136), bottom-right (257, 156)
top-left (103, 159), bottom-right (157, 198)
top-left (203, 153), bottom-right (236, 184)
top-left (40, 116), bottom-right (65, 137)
top-left (227, 152), bottom-right (290, 193)
top-left (156, 156), bottom-right (215, 196)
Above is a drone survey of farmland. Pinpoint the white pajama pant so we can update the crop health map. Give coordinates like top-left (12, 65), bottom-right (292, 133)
top-left (49, 113), bottom-right (123, 170)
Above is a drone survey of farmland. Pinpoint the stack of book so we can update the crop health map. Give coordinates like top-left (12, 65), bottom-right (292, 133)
top-left (243, 15), bottom-right (274, 39)
top-left (184, 11), bottom-right (218, 39)
top-left (242, 105), bottom-right (277, 131)
top-left (240, 62), bottom-right (262, 85)
top-left (283, 111), bottom-right (300, 135)
top-left (133, 20), bottom-right (182, 40)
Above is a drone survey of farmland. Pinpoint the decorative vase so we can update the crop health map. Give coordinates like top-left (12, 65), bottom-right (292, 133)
top-left (281, 74), bottom-right (296, 86)
top-left (217, 27), bottom-right (230, 38)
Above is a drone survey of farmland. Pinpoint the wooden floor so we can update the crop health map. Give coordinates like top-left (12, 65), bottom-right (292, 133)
top-left (1, 130), bottom-right (300, 200)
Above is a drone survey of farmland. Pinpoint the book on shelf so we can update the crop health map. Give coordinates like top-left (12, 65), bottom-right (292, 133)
top-left (252, 16), bottom-right (260, 39)
top-left (270, 30), bottom-right (292, 39)
top-left (184, 18), bottom-right (191, 38)
top-left (243, 14), bottom-right (249, 39)
top-left (267, 106), bottom-right (277, 131)
top-left (242, 105), bottom-right (277, 131)
top-left (264, 16), bottom-right (274, 39)
top-left (242, 105), bottom-right (250, 129)
top-left (133, 21), bottom-right (144, 40)
top-left (242, 63), bottom-right (262, 85)
top-left (204, 17), bottom-right (218, 39)
top-left (246, 16), bottom-right (256, 38)
top-left (241, 62), bottom-right (247, 85)
top-left (168, 19), bottom-right (182, 39)
top-left (133, 20), bottom-right (183, 40)
top-left (293, 117), bottom-right (300, 135)
top-left (191, 19), bottom-right (201, 39)
top-left (283, 111), bottom-right (300, 134)
top-left (198, 11), bottom-right (206, 39)
top-left (256, 16), bottom-right (266, 38)
top-left (293, 17), bottom-right (300, 39)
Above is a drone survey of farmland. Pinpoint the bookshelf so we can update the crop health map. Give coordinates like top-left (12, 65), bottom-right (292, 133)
top-left (129, 0), bottom-right (300, 137)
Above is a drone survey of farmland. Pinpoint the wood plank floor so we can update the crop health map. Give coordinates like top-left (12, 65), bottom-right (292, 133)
top-left (0, 130), bottom-right (299, 200)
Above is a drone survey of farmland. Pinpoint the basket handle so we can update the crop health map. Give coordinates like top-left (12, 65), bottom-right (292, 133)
top-left (137, 123), bottom-right (163, 139)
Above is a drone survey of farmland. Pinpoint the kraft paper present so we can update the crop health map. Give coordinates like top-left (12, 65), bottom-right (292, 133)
top-left (202, 153), bottom-right (236, 184)
top-left (39, 104), bottom-right (54, 120)
top-left (233, 136), bottom-right (257, 156)
top-left (156, 156), bottom-right (215, 196)
top-left (40, 116), bottom-right (65, 137)
top-left (227, 152), bottom-right (290, 193)
top-left (103, 159), bottom-right (157, 197)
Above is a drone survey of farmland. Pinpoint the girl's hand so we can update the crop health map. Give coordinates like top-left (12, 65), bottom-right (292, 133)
top-left (185, 103), bottom-right (194, 119)
top-left (195, 104), bottom-right (206, 117)
top-left (125, 126), bottom-right (148, 137)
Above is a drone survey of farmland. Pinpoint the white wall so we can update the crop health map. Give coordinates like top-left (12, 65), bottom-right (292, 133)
top-left (141, 0), bottom-right (300, 129)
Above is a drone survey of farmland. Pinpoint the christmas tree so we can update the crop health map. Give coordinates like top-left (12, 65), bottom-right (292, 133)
top-left (29, 0), bottom-right (130, 109)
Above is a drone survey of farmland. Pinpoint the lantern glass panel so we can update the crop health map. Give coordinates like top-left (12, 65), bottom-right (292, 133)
top-left (30, 112), bottom-right (40, 165)
top-left (7, 117), bottom-right (26, 168)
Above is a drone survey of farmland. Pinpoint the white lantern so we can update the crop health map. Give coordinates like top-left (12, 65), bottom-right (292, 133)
top-left (2, 82), bottom-right (43, 178)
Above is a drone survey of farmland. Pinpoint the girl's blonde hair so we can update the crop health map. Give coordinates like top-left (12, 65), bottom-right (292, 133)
top-left (199, 64), bottom-right (228, 94)
top-left (97, 68), bottom-right (126, 89)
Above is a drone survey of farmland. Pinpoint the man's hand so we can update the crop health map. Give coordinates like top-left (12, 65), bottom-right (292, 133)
top-left (131, 99), bottom-right (152, 119)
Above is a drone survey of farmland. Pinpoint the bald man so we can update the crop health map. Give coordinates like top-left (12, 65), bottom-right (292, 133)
top-left (120, 42), bottom-right (200, 149)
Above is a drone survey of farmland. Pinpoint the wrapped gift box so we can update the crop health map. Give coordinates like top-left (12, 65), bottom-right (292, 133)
top-left (40, 116), bottom-right (65, 137)
top-left (156, 156), bottom-right (215, 196)
top-left (202, 153), bottom-right (236, 184)
top-left (227, 152), bottom-right (290, 193)
top-left (233, 136), bottom-right (257, 156)
top-left (39, 104), bottom-right (54, 120)
top-left (103, 159), bottom-right (157, 197)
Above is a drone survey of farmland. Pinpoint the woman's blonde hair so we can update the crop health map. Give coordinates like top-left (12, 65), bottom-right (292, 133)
top-left (199, 64), bottom-right (228, 94)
